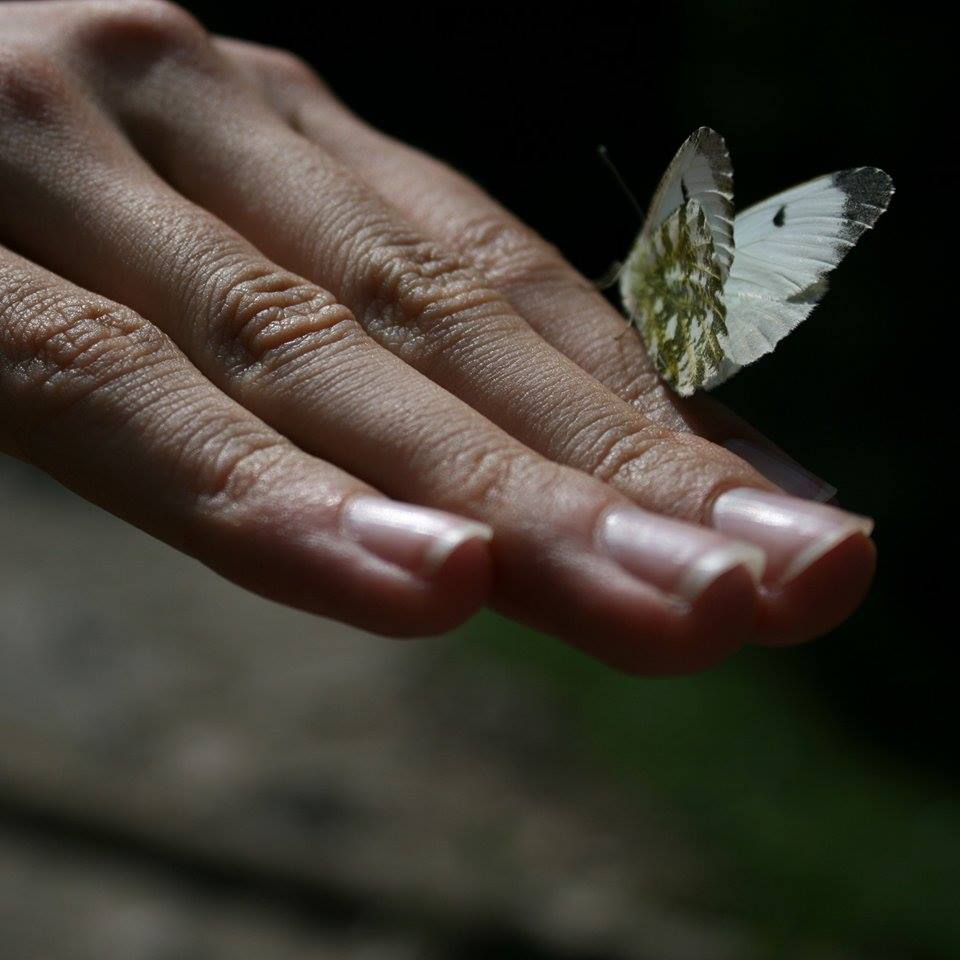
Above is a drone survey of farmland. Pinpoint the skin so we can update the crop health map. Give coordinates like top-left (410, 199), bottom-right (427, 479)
top-left (0, 0), bottom-right (874, 674)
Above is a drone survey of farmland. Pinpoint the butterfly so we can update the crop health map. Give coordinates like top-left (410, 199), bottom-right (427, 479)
top-left (617, 128), bottom-right (894, 396)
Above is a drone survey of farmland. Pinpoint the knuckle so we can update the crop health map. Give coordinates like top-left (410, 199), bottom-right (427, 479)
top-left (581, 341), bottom-right (682, 426)
top-left (602, 351), bottom-right (682, 417)
top-left (356, 232), bottom-right (513, 356)
top-left (1, 285), bottom-right (169, 412)
top-left (188, 429), bottom-right (291, 510)
top-left (573, 419), bottom-right (665, 485)
top-left (455, 214), bottom-right (569, 290)
top-left (619, 368), bottom-right (673, 409)
top-left (437, 439), bottom-right (557, 514)
top-left (250, 46), bottom-right (322, 89)
top-left (585, 426), bottom-right (663, 485)
top-left (201, 260), bottom-right (362, 372)
top-left (30, 304), bottom-right (156, 384)
top-left (70, 0), bottom-right (214, 74)
top-left (82, 0), bottom-right (205, 46)
top-left (598, 428), bottom-right (750, 522)
top-left (0, 46), bottom-right (72, 125)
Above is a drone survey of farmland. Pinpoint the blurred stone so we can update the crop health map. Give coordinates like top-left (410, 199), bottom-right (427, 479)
top-left (0, 825), bottom-right (422, 960)
top-left (0, 457), bottom-right (761, 959)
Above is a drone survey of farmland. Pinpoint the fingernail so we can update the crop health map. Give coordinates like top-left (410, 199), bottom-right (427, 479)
top-left (598, 507), bottom-right (766, 602)
top-left (723, 439), bottom-right (837, 503)
top-left (711, 488), bottom-right (873, 584)
top-left (343, 497), bottom-right (492, 577)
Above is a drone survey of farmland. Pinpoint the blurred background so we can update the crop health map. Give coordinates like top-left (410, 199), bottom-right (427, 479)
top-left (1, 1), bottom-right (951, 958)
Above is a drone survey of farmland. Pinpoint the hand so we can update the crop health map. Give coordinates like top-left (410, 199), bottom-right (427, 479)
top-left (0, 1), bottom-right (874, 673)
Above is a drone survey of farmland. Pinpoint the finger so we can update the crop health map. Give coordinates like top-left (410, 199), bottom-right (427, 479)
top-left (229, 38), bottom-right (837, 503)
top-left (0, 35), bottom-right (765, 673)
top-left (0, 247), bottom-right (494, 636)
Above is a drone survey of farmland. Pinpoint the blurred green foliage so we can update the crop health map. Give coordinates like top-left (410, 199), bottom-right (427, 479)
top-left (454, 612), bottom-right (960, 959)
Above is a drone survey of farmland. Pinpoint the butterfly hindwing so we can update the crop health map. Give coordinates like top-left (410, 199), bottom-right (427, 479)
top-left (710, 166), bottom-right (894, 385)
top-left (622, 199), bottom-right (728, 396)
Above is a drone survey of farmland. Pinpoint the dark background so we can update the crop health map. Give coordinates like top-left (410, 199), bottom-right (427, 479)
top-left (189, 0), bottom-right (945, 766)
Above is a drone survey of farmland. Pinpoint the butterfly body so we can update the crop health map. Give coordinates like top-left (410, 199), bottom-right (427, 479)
top-left (620, 129), bottom-right (894, 396)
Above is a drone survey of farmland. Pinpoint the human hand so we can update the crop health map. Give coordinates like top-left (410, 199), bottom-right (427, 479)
top-left (0, 1), bottom-right (875, 673)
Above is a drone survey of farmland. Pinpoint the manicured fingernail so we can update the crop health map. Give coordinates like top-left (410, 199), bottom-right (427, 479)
top-left (723, 439), bottom-right (837, 503)
top-left (711, 488), bottom-right (873, 584)
top-left (343, 497), bottom-right (492, 577)
top-left (598, 507), bottom-right (765, 602)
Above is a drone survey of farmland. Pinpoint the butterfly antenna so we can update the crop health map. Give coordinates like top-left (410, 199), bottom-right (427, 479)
top-left (598, 145), bottom-right (644, 222)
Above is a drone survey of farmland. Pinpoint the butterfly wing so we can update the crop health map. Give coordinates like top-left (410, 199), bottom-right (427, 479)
top-left (621, 199), bottom-right (728, 396)
top-left (709, 166), bottom-right (894, 387)
top-left (641, 126), bottom-right (736, 281)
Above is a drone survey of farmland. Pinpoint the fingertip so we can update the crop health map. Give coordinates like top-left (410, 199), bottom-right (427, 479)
top-left (560, 560), bottom-right (758, 677)
top-left (710, 488), bottom-right (876, 646)
top-left (193, 486), bottom-right (494, 639)
top-left (635, 562), bottom-right (758, 675)
top-left (755, 531), bottom-right (876, 646)
top-left (680, 561), bottom-right (760, 667)
top-left (430, 529), bottom-right (493, 601)
top-left (384, 532), bottom-right (494, 637)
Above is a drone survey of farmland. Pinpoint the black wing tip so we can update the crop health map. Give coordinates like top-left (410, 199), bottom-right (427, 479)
top-left (684, 127), bottom-right (732, 182)
top-left (832, 167), bottom-right (895, 210)
top-left (690, 126), bottom-right (728, 151)
top-left (830, 168), bottom-right (893, 247)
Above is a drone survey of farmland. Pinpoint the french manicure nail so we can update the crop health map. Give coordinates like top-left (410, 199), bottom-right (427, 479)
top-left (723, 439), bottom-right (837, 503)
top-left (343, 497), bottom-right (492, 577)
top-left (711, 488), bottom-right (873, 584)
top-left (598, 507), bottom-right (766, 602)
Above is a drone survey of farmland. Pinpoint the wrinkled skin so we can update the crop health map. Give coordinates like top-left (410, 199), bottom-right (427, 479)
top-left (0, 1), bottom-right (874, 673)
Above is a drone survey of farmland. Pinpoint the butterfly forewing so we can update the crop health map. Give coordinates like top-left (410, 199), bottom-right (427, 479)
top-left (712, 166), bottom-right (894, 383)
top-left (641, 127), bottom-right (736, 282)
top-left (623, 199), bottom-right (728, 396)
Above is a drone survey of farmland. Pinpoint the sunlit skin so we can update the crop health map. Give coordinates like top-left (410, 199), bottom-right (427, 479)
top-left (0, 1), bottom-right (875, 674)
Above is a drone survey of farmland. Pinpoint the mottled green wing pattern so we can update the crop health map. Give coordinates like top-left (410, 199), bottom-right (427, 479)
top-left (622, 199), bottom-right (728, 396)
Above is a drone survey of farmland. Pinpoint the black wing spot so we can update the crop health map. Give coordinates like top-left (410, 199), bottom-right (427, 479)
top-left (773, 205), bottom-right (786, 227)
top-left (680, 179), bottom-right (689, 203)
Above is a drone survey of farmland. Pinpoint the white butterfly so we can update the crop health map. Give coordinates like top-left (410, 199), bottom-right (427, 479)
top-left (618, 128), bottom-right (894, 396)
